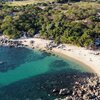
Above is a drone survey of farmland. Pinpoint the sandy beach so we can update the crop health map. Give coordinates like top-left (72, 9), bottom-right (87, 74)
top-left (14, 38), bottom-right (100, 76)
top-left (0, 35), bottom-right (100, 76)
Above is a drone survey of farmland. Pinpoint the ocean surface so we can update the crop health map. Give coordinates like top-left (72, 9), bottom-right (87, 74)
top-left (0, 46), bottom-right (93, 100)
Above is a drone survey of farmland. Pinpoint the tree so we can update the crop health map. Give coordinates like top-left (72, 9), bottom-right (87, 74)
top-left (28, 28), bottom-right (35, 37)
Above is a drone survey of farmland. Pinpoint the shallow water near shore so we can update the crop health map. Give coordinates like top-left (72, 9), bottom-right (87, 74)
top-left (0, 46), bottom-right (94, 99)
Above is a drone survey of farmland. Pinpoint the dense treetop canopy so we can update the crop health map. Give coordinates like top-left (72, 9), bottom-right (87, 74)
top-left (0, 2), bottom-right (100, 48)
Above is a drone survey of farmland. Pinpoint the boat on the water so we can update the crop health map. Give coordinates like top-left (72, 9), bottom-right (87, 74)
top-left (0, 61), bottom-right (5, 64)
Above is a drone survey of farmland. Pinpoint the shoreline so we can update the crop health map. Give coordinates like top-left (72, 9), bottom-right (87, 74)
top-left (0, 37), bottom-right (100, 76)
top-left (0, 37), bottom-right (100, 100)
top-left (18, 38), bottom-right (100, 76)
top-left (52, 46), bottom-right (100, 76)
top-left (51, 49), bottom-right (95, 73)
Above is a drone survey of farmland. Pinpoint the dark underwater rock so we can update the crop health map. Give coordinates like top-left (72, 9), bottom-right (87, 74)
top-left (49, 60), bottom-right (69, 69)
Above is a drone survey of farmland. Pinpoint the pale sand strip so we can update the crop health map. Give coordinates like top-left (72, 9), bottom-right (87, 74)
top-left (17, 38), bottom-right (100, 76)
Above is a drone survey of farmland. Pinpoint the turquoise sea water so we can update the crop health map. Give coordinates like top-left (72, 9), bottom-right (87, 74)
top-left (0, 46), bottom-right (93, 100)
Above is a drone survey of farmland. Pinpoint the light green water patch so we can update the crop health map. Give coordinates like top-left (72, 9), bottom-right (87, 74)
top-left (0, 47), bottom-right (93, 88)
top-left (0, 55), bottom-right (91, 87)
top-left (0, 57), bottom-right (52, 86)
top-left (0, 54), bottom-right (64, 87)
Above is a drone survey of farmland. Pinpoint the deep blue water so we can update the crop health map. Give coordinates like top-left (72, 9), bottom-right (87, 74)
top-left (0, 46), bottom-right (93, 100)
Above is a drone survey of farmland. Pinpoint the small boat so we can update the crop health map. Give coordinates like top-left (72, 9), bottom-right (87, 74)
top-left (0, 61), bottom-right (5, 64)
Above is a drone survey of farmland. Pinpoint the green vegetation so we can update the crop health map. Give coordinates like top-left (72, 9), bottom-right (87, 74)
top-left (0, 2), bottom-right (100, 48)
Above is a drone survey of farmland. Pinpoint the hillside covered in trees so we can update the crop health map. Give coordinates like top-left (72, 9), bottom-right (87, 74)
top-left (0, 2), bottom-right (100, 48)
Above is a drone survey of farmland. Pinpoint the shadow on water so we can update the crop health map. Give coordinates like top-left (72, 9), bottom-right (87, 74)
top-left (49, 60), bottom-right (70, 70)
top-left (0, 47), bottom-right (51, 72)
top-left (0, 69), bottom-right (95, 100)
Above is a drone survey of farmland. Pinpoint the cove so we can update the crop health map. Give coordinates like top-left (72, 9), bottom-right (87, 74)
top-left (0, 47), bottom-right (93, 99)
